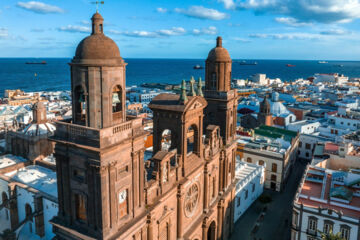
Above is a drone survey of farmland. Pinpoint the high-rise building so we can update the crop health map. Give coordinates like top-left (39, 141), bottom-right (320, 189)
top-left (50, 12), bottom-right (238, 240)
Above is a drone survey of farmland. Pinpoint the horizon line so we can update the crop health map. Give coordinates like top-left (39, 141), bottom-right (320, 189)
top-left (0, 57), bottom-right (359, 62)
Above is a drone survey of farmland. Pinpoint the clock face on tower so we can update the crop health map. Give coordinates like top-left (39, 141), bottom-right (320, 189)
top-left (118, 190), bottom-right (127, 204)
top-left (184, 182), bottom-right (200, 217)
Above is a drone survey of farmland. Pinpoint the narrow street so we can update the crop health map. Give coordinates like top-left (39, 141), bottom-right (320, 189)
top-left (230, 159), bottom-right (307, 240)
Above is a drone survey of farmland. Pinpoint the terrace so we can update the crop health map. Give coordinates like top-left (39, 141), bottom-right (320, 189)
top-left (295, 166), bottom-right (360, 219)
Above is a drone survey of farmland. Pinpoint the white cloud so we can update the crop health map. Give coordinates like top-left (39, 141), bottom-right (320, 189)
top-left (219, 0), bottom-right (360, 24)
top-left (80, 20), bottom-right (90, 25)
top-left (157, 27), bottom-right (186, 36)
top-left (249, 32), bottom-right (321, 40)
top-left (219, 0), bottom-right (236, 9)
top-left (320, 29), bottom-right (350, 35)
top-left (17, 1), bottom-right (64, 14)
top-left (233, 37), bottom-right (251, 42)
top-left (123, 31), bottom-right (158, 38)
top-left (108, 29), bottom-right (122, 35)
top-left (156, 7), bottom-right (167, 13)
top-left (58, 25), bottom-right (91, 33)
top-left (175, 6), bottom-right (227, 20)
top-left (192, 26), bottom-right (218, 35)
top-left (275, 17), bottom-right (311, 27)
top-left (122, 27), bottom-right (186, 38)
top-left (0, 28), bottom-right (9, 39)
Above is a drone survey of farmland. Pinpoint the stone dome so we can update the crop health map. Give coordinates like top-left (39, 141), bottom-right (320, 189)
top-left (207, 36), bottom-right (231, 62)
top-left (270, 101), bottom-right (290, 117)
top-left (74, 34), bottom-right (120, 60)
top-left (73, 12), bottom-right (122, 61)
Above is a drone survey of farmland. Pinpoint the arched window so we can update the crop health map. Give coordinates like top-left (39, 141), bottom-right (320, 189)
top-left (187, 125), bottom-right (199, 155)
top-left (1, 192), bottom-right (8, 205)
top-left (25, 204), bottom-right (32, 220)
top-left (112, 85), bottom-right (123, 121)
top-left (247, 157), bottom-right (252, 163)
top-left (258, 160), bottom-right (265, 166)
top-left (272, 163), bottom-right (277, 173)
top-left (271, 174), bottom-right (277, 181)
top-left (75, 194), bottom-right (87, 222)
top-left (212, 176), bottom-right (216, 198)
top-left (207, 221), bottom-right (216, 240)
top-left (161, 129), bottom-right (172, 151)
top-left (74, 86), bottom-right (86, 124)
top-left (211, 73), bottom-right (217, 90)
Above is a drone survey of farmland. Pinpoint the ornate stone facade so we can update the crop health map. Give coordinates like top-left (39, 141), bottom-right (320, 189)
top-left (50, 12), bottom-right (238, 240)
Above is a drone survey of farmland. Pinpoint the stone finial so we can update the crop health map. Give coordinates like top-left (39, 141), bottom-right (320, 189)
top-left (197, 77), bottom-right (203, 97)
top-left (91, 12), bottom-right (104, 35)
top-left (216, 36), bottom-right (222, 47)
top-left (179, 79), bottom-right (188, 104)
top-left (189, 76), bottom-right (196, 96)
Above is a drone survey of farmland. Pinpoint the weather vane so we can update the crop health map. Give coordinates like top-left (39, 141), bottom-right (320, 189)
top-left (91, 1), bottom-right (104, 12)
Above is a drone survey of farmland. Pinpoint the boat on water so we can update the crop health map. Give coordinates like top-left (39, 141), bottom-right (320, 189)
top-left (193, 64), bottom-right (203, 69)
top-left (335, 64), bottom-right (344, 67)
top-left (25, 61), bottom-right (47, 65)
top-left (286, 64), bottom-right (295, 67)
top-left (239, 61), bottom-right (257, 65)
top-left (318, 61), bottom-right (328, 64)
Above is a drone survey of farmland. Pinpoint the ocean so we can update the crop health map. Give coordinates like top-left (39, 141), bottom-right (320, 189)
top-left (0, 58), bottom-right (360, 97)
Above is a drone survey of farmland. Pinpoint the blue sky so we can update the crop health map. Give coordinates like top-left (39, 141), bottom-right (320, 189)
top-left (1, 0), bottom-right (360, 60)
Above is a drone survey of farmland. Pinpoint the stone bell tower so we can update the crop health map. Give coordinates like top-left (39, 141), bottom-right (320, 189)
top-left (71, 12), bottom-right (126, 128)
top-left (51, 12), bottom-right (146, 240)
top-left (204, 36), bottom-right (238, 146)
top-left (32, 101), bottom-right (47, 124)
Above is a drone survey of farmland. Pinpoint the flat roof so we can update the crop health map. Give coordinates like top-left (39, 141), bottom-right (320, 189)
top-left (6, 165), bottom-right (57, 198)
top-left (0, 154), bottom-right (26, 169)
top-left (255, 125), bottom-right (297, 142)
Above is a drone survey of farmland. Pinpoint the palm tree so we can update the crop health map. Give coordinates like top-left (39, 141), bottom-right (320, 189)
top-left (319, 230), bottom-right (344, 240)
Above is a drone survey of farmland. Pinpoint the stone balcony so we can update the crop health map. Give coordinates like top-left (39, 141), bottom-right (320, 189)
top-left (51, 118), bottom-right (144, 149)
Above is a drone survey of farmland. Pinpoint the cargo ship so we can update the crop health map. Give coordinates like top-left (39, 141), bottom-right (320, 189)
top-left (240, 61), bottom-right (257, 65)
top-left (25, 61), bottom-right (47, 65)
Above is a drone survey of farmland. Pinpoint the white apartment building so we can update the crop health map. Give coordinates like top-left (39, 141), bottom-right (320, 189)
top-left (328, 112), bottom-right (360, 132)
top-left (286, 120), bottom-right (321, 135)
top-left (237, 126), bottom-right (299, 192)
top-left (234, 161), bottom-right (264, 223)
top-left (0, 158), bottom-right (58, 240)
top-left (128, 87), bottom-right (167, 106)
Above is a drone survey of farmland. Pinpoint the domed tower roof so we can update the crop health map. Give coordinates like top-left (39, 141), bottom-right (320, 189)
top-left (272, 92), bottom-right (280, 102)
top-left (260, 95), bottom-right (271, 114)
top-left (206, 36), bottom-right (231, 62)
top-left (72, 12), bottom-right (123, 65)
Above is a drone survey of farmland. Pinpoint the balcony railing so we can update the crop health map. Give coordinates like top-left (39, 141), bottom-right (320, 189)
top-left (52, 118), bottom-right (143, 149)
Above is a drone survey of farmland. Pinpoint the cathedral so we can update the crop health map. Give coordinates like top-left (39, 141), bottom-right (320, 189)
top-left (50, 12), bottom-right (238, 240)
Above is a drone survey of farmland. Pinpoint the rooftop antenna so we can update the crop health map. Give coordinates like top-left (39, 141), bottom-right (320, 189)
top-left (91, 1), bottom-right (104, 12)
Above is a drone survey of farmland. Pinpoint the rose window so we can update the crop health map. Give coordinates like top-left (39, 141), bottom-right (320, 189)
top-left (184, 183), bottom-right (199, 217)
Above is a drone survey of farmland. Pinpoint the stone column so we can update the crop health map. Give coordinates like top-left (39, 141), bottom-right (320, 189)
top-left (147, 216), bottom-right (153, 240)
top-left (177, 189), bottom-right (184, 239)
top-left (217, 199), bottom-right (224, 240)
top-left (204, 167), bottom-right (209, 210)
